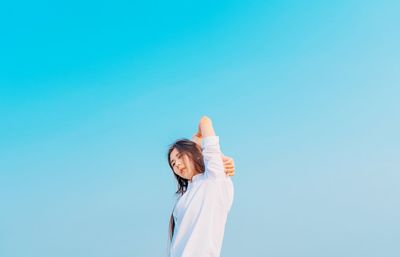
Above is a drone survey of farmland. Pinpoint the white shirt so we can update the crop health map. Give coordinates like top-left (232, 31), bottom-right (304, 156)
top-left (169, 136), bottom-right (234, 257)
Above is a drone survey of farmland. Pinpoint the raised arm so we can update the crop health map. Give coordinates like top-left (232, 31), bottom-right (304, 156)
top-left (196, 116), bottom-right (227, 179)
top-left (191, 116), bottom-right (216, 145)
top-left (191, 119), bottom-right (235, 177)
top-left (191, 116), bottom-right (214, 144)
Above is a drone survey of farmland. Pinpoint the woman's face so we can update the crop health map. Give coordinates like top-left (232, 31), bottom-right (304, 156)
top-left (169, 148), bottom-right (197, 180)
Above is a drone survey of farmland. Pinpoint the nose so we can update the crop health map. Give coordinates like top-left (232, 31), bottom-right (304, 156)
top-left (176, 162), bottom-right (185, 173)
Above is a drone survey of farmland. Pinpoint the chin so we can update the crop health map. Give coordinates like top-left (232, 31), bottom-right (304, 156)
top-left (180, 174), bottom-right (190, 180)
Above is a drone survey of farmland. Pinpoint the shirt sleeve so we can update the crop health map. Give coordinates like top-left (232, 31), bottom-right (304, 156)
top-left (202, 136), bottom-right (226, 179)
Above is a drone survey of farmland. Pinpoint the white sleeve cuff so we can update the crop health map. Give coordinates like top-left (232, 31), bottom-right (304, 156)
top-left (201, 136), bottom-right (219, 149)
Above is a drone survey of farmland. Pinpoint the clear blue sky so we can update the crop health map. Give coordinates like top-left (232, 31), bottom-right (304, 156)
top-left (1, 1), bottom-right (399, 256)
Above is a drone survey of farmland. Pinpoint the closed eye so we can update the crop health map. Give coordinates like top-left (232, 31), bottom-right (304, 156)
top-left (171, 153), bottom-right (181, 168)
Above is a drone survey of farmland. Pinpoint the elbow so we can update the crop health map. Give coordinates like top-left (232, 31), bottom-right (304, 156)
top-left (199, 116), bottom-right (216, 137)
top-left (200, 116), bottom-right (212, 125)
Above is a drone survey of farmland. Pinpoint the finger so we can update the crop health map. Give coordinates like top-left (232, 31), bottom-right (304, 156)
top-left (224, 169), bottom-right (234, 173)
top-left (223, 160), bottom-right (233, 164)
top-left (224, 165), bottom-right (234, 169)
top-left (225, 169), bottom-right (234, 174)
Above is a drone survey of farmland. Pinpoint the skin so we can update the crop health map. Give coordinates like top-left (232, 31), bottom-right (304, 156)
top-left (170, 148), bottom-right (198, 180)
top-left (170, 116), bottom-right (235, 181)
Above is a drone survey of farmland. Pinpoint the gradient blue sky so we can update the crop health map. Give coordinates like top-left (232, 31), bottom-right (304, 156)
top-left (1, 1), bottom-right (399, 257)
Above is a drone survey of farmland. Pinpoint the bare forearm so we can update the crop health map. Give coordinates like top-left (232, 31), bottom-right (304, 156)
top-left (194, 116), bottom-right (235, 177)
top-left (199, 116), bottom-right (216, 137)
top-left (191, 116), bottom-right (215, 145)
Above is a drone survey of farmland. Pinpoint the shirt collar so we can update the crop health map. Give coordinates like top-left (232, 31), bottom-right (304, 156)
top-left (190, 172), bottom-right (203, 183)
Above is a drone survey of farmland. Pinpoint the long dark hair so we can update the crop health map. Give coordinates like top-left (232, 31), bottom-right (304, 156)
top-left (167, 138), bottom-right (205, 241)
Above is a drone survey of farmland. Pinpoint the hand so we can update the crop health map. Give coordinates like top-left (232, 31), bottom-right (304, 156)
top-left (192, 118), bottom-right (205, 145)
top-left (222, 155), bottom-right (235, 177)
top-left (191, 133), bottom-right (202, 146)
top-left (196, 122), bottom-right (202, 138)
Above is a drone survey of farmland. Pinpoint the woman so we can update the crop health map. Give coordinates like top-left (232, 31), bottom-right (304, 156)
top-left (167, 116), bottom-right (235, 257)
